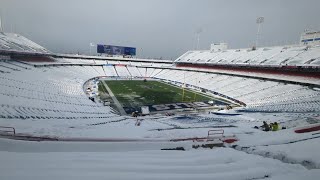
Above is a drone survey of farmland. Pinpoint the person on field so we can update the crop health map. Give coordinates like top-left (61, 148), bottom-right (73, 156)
top-left (272, 122), bottom-right (279, 131)
top-left (269, 123), bottom-right (273, 130)
top-left (261, 121), bottom-right (270, 131)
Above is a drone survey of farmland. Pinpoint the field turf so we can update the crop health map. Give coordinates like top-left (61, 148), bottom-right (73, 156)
top-left (104, 80), bottom-right (212, 108)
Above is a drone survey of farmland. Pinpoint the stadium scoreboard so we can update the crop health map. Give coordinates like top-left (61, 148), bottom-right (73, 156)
top-left (97, 44), bottom-right (136, 56)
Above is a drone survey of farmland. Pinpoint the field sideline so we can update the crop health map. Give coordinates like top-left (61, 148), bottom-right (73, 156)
top-left (101, 79), bottom-right (229, 113)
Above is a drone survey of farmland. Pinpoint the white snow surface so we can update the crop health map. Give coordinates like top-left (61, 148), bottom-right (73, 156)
top-left (0, 61), bottom-right (319, 179)
top-left (1, 138), bottom-right (320, 180)
top-left (1, 112), bottom-right (320, 179)
top-left (175, 45), bottom-right (320, 66)
top-left (0, 32), bottom-right (49, 53)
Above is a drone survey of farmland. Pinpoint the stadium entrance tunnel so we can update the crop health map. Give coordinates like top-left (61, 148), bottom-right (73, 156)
top-left (84, 76), bottom-right (241, 116)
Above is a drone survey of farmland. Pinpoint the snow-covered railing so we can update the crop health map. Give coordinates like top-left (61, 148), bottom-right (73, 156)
top-left (207, 129), bottom-right (224, 139)
top-left (0, 126), bottom-right (16, 136)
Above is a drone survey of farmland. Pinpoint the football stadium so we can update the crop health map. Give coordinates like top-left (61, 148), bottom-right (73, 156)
top-left (0, 1), bottom-right (320, 179)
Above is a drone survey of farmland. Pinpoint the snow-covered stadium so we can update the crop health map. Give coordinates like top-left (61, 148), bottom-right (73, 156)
top-left (1, 28), bottom-right (320, 180)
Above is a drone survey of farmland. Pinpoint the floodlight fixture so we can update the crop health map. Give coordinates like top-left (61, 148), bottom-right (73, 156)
top-left (195, 28), bottom-right (203, 50)
top-left (89, 42), bottom-right (95, 55)
top-left (255, 17), bottom-right (265, 48)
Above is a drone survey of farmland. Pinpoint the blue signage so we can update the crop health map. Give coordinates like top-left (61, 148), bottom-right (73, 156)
top-left (97, 44), bottom-right (136, 56)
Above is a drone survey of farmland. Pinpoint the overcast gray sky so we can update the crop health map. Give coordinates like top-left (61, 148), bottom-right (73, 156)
top-left (0, 0), bottom-right (320, 59)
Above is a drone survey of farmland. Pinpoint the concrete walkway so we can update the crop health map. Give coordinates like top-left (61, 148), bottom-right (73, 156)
top-left (101, 81), bottom-right (127, 115)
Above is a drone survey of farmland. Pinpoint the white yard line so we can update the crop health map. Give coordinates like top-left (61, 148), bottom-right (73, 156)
top-left (101, 81), bottom-right (127, 115)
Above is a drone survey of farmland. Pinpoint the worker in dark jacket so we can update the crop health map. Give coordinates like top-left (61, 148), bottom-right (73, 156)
top-left (261, 121), bottom-right (270, 131)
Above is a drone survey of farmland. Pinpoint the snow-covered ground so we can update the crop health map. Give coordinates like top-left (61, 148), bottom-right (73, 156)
top-left (1, 110), bottom-right (320, 179)
top-left (0, 60), bottom-right (320, 179)
top-left (1, 138), bottom-right (320, 180)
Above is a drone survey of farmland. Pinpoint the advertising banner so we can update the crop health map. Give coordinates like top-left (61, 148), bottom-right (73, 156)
top-left (97, 44), bottom-right (136, 56)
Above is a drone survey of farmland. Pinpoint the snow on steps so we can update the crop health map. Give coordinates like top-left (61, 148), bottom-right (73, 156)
top-left (231, 135), bottom-right (320, 169)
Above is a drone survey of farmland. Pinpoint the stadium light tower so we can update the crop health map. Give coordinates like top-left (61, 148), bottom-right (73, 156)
top-left (255, 17), bottom-right (264, 48)
top-left (195, 28), bottom-right (203, 50)
top-left (0, 15), bottom-right (3, 32)
top-left (89, 43), bottom-right (95, 56)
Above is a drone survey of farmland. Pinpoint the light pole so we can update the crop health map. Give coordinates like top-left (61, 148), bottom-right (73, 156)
top-left (195, 28), bottom-right (203, 50)
top-left (255, 17), bottom-right (264, 48)
top-left (89, 42), bottom-right (95, 56)
top-left (0, 15), bottom-right (3, 32)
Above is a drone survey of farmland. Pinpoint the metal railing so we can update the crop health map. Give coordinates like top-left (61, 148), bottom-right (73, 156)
top-left (0, 126), bottom-right (16, 136)
top-left (207, 129), bottom-right (224, 139)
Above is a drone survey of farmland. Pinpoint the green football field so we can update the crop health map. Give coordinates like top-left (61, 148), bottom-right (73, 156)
top-left (104, 80), bottom-right (212, 108)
